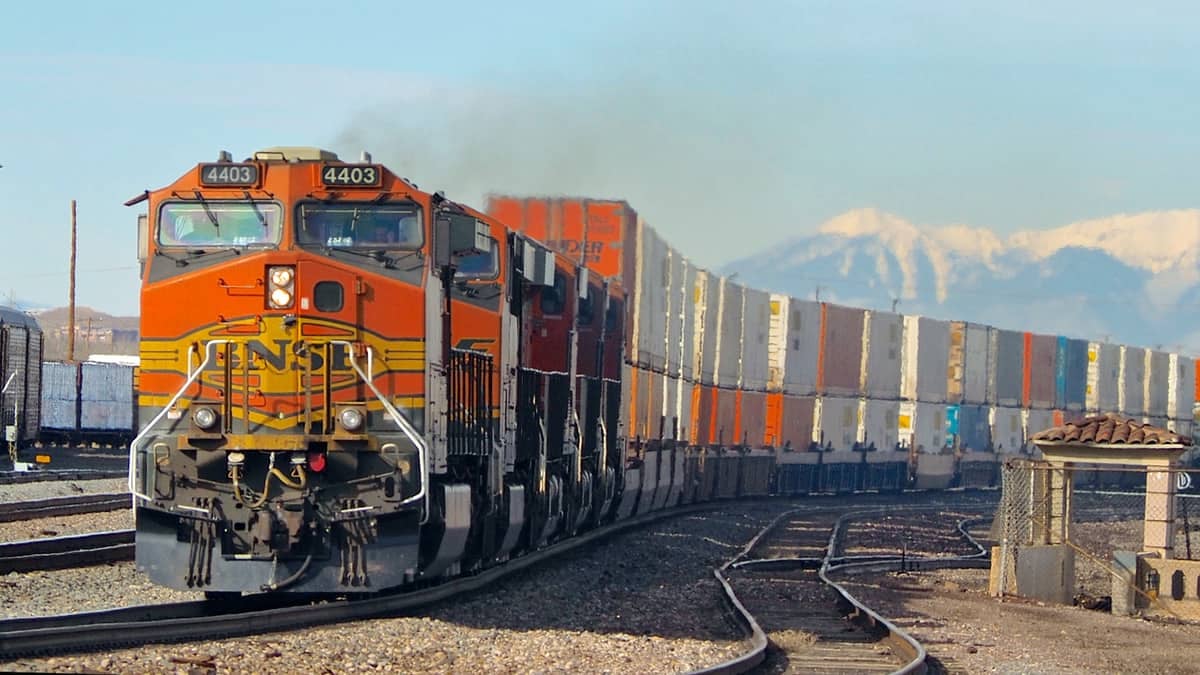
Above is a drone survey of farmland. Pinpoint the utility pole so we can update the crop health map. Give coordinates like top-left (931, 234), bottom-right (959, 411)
top-left (67, 200), bottom-right (77, 362)
top-left (815, 284), bottom-right (821, 302)
top-left (892, 297), bottom-right (900, 313)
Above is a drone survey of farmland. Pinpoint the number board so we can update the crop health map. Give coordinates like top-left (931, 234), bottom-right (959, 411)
top-left (321, 164), bottom-right (382, 188)
top-left (199, 163), bottom-right (259, 186)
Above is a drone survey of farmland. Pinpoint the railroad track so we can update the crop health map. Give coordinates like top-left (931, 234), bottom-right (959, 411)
top-left (0, 469), bottom-right (126, 486)
top-left (0, 492), bottom-right (131, 522)
top-left (0, 530), bottom-right (134, 574)
top-left (703, 504), bottom-right (991, 674)
top-left (0, 491), bottom-right (997, 661)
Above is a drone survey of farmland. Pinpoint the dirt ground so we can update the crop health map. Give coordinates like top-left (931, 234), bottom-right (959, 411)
top-left (840, 567), bottom-right (1200, 674)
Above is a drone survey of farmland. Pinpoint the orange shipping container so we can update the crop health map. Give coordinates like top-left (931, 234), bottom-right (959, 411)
top-left (740, 391), bottom-right (767, 448)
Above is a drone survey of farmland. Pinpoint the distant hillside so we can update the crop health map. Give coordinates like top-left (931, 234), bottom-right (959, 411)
top-left (30, 306), bottom-right (139, 361)
top-left (721, 208), bottom-right (1200, 353)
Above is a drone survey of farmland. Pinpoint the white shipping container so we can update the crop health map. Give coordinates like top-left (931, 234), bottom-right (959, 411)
top-left (861, 310), bottom-right (903, 399)
top-left (990, 406), bottom-right (1024, 455)
top-left (79, 362), bottom-right (134, 431)
top-left (676, 376), bottom-right (694, 444)
top-left (665, 248), bottom-right (685, 377)
top-left (1168, 354), bottom-right (1195, 421)
top-left (1145, 350), bottom-right (1170, 418)
top-left (814, 396), bottom-right (860, 451)
top-left (860, 398), bottom-right (899, 451)
top-left (740, 288), bottom-right (771, 391)
top-left (1086, 342), bottom-right (1120, 413)
top-left (963, 323), bottom-right (991, 404)
top-left (695, 270), bottom-right (718, 385)
top-left (1120, 346), bottom-right (1147, 416)
top-left (715, 279), bottom-right (745, 388)
top-left (947, 322), bottom-right (966, 403)
top-left (782, 297), bottom-right (822, 396)
top-left (680, 261), bottom-right (698, 382)
top-left (662, 374), bottom-right (679, 440)
top-left (899, 400), bottom-right (949, 454)
top-left (634, 221), bottom-right (669, 371)
top-left (900, 316), bottom-right (950, 403)
top-left (767, 294), bottom-right (788, 392)
top-left (40, 361), bottom-right (78, 430)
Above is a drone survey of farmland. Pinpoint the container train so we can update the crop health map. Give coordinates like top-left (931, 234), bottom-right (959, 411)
top-left (121, 146), bottom-right (1192, 595)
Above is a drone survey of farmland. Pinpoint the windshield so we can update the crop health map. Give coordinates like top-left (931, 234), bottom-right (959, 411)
top-left (296, 203), bottom-right (424, 250)
top-left (455, 238), bottom-right (499, 280)
top-left (158, 201), bottom-right (282, 247)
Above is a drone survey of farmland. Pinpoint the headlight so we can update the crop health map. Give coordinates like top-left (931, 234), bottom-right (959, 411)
top-left (270, 287), bottom-right (293, 308)
top-left (270, 267), bottom-right (293, 286)
top-left (193, 407), bottom-right (218, 430)
top-left (267, 265), bottom-right (295, 309)
top-left (339, 407), bottom-right (365, 431)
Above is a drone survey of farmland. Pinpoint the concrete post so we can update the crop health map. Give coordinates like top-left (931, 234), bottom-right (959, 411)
top-left (1047, 464), bottom-right (1072, 544)
top-left (1143, 465), bottom-right (1177, 560)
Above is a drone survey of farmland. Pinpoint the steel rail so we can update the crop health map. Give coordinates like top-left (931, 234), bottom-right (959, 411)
top-left (0, 530), bottom-right (134, 574)
top-left (0, 493), bottom-right (131, 522)
top-left (0, 470), bottom-right (126, 486)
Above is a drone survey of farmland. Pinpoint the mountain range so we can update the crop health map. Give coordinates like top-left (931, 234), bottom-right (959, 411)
top-left (721, 208), bottom-right (1200, 354)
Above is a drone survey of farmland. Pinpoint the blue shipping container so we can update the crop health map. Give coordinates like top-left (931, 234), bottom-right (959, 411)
top-left (1055, 337), bottom-right (1068, 409)
top-left (1065, 339), bottom-right (1089, 411)
top-left (958, 404), bottom-right (992, 451)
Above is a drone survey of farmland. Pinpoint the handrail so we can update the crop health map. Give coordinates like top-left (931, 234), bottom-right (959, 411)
top-left (129, 340), bottom-right (231, 504)
top-left (333, 341), bottom-right (429, 524)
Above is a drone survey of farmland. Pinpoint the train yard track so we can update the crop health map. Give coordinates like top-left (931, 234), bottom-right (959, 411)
top-left (0, 469), bottom-right (126, 486)
top-left (0, 492), bottom-right (130, 522)
top-left (0, 492), bottom-right (997, 663)
top-left (706, 504), bottom-right (991, 674)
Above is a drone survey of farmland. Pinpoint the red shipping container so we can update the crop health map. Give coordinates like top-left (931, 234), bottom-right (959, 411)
top-left (779, 396), bottom-right (816, 451)
top-left (817, 303), bottom-right (865, 396)
top-left (740, 391), bottom-right (767, 448)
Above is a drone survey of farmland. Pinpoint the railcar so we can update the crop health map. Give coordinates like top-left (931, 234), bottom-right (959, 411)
top-left (1, 307), bottom-right (43, 451)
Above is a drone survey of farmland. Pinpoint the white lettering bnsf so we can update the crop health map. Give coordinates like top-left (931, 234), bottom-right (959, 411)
top-left (205, 340), bottom-right (353, 372)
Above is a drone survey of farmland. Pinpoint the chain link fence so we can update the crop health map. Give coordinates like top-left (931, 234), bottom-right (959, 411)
top-left (995, 459), bottom-right (1200, 600)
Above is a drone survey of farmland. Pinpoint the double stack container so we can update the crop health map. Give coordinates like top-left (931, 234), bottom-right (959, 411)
top-left (861, 310), bottom-right (903, 400)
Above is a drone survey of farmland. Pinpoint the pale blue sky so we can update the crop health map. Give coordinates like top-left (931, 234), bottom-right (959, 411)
top-left (1, 1), bottom-right (1196, 315)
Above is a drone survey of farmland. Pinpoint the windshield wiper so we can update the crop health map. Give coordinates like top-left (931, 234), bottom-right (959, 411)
top-left (328, 247), bottom-right (397, 268)
top-left (243, 191), bottom-right (268, 229)
top-left (192, 190), bottom-right (220, 234)
top-left (155, 249), bottom-right (189, 267)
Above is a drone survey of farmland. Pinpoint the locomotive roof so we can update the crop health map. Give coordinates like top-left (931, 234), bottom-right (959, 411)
top-left (0, 306), bottom-right (40, 330)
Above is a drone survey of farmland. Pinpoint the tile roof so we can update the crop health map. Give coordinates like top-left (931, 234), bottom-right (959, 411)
top-left (1031, 413), bottom-right (1192, 447)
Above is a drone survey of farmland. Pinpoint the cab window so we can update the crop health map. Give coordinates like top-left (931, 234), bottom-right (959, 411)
top-left (454, 238), bottom-right (499, 281)
top-left (296, 202), bottom-right (423, 249)
top-left (158, 201), bottom-right (282, 247)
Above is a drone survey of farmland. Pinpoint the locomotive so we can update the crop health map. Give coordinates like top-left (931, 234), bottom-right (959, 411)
top-left (126, 147), bottom-right (1195, 595)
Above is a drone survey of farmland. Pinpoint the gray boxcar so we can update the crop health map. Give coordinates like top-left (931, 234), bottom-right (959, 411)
top-left (1, 306), bottom-right (43, 445)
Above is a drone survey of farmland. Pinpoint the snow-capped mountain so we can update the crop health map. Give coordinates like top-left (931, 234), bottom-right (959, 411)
top-left (721, 208), bottom-right (1200, 352)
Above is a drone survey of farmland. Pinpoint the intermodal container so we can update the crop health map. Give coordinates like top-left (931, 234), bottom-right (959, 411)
top-left (675, 376), bottom-right (694, 443)
top-left (900, 316), bottom-right (950, 403)
top-left (1145, 349), bottom-right (1170, 418)
top-left (1168, 354), bottom-right (1195, 421)
top-left (962, 323), bottom-right (991, 405)
top-left (767, 295), bottom-right (788, 392)
top-left (635, 223), bottom-right (669, 371)
top-left (991, 406), bottom-right (1024, 455)
top-left (679, 261), bottom-right (698, 382)
top-left (663, 374), bottom-right (680, 440)
top-left (1120, 346), bottom-right (1147, 416)
top-left (814, 396), bottom-right (859, 451)
top-left (79, 362), bottom-right (135, 432)
top-left (715, 279), bottom-right (745, 388)
top-left (741, 288), bottom-right (772, 391)
top-left (740, 391), bottom-right (768, 448)
top-left (860, 398), bottom-right (900, 451)
top-left (1, 307), bottom-right (43, 443)
top-left (40, 361), bottom-right (77, 430)
top-left (1086, 342), bottom-right (1120, 412)
top-left (899, 400), bottom-right (949, 454)
top-left (819, 304), bottom-right (865, 397)
top-left (957, 404), bottom-right (991, 452)
top-left (1025, 409), bottom-right (1055, 452)
top-left (665, 248), bottom-right (685, 378)
top-left (992, 329), bottom-right (1025, 406)
top-left (947, 322), bottom-right (966, 403)
top-left (1025, 333), bottom-right (1057, 409)
top-left (862, 310), bottom-right (903, 400)
top-left (485, 196), bottom-right (636, 289)
top-left (782, 297), bottom-right (822, 396)
top-left (692, 383), bottom-right (714, 445)
top-left (1059, 338), bottom-right (1088, 411)
top-left (697, 270), bottom-right (720, 385)
top-left (714, 387), bottom-right (738, 446)
top-left (779, 395), bottom-right (816, 450)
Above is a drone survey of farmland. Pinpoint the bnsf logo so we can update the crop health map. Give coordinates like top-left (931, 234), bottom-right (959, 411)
top-left (545, 239), bottom-right (604, 263)
top-left (207, 339), bottom-right (356, 372)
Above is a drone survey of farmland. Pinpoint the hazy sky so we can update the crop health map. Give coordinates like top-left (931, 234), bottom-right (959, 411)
top-left (1, 1), bottom-right (1197, 315)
